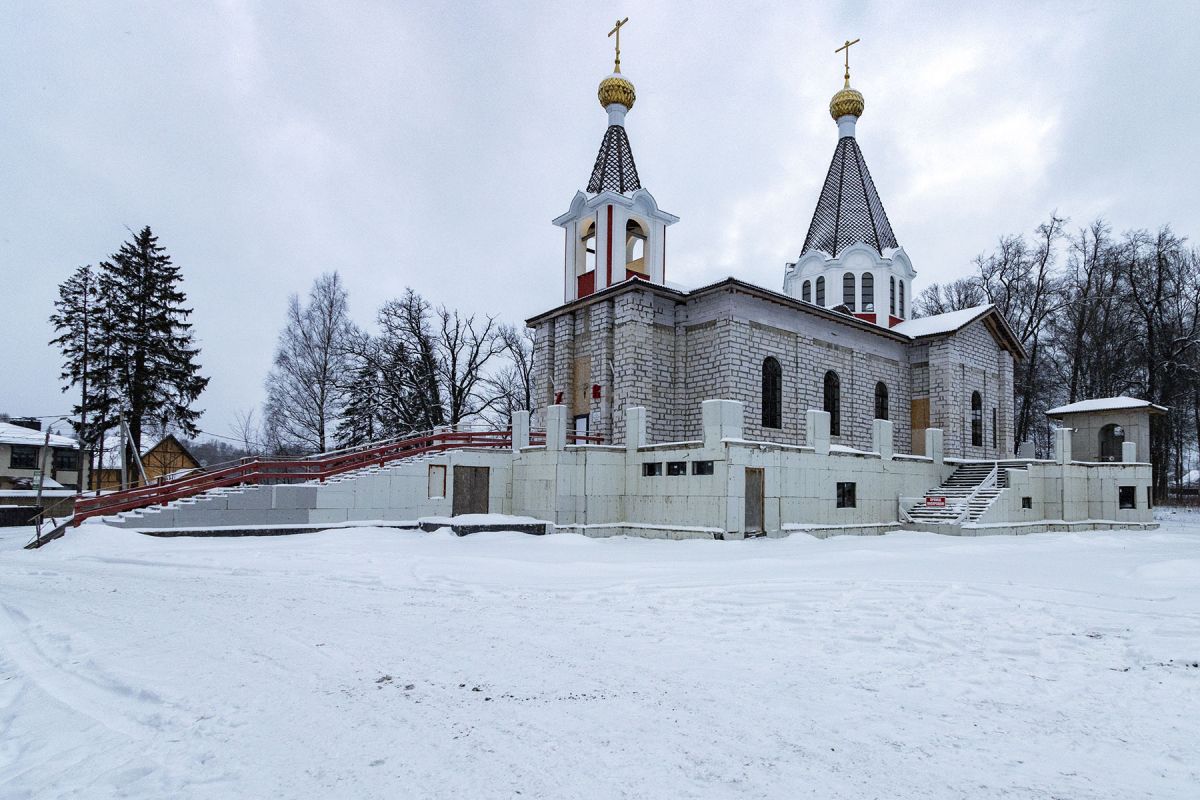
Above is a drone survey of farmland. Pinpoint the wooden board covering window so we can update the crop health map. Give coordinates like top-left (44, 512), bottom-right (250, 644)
top-left (572, 356), bottom-right (591, 415)
top-left (911, 398), bottom-right (930, 456)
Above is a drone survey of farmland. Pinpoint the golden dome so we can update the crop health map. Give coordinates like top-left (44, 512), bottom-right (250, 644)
top-left (598, 72), bottom-right (636, 110)
top-left (829, 81), bottom-right (865, 120)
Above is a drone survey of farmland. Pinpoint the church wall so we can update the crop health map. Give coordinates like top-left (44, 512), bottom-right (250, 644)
top-left (683, 292), bottom-right (914, 454)
top-left (926, 321), bottom-right (1014, 460)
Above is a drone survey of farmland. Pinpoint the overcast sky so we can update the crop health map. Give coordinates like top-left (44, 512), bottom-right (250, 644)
top-left (2, 1), bottom-right (1197, 441)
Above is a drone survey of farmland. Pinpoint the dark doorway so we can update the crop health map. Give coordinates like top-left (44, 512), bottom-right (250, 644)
top-left (452, 466), bottom-right (490, 516)
top-left (745, 468), bottom-right (765, 535)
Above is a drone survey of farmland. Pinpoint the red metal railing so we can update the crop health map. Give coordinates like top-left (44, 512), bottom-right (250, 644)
top-left (73, 427), bottom-right (603, 526)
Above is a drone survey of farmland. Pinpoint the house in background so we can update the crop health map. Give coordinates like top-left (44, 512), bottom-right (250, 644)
top-left (95, 434), bottom-right (203, 490)
top-left (0, 419), bottom-right (89, 491)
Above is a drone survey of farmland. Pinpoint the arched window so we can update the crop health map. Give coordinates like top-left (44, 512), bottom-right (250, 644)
top-left (862, 273), bottom-right (874, 312)
top-left (625, 219), bottom-right (647, 274)
top-left (890, 276), bottom-right (896, 316)
top-left (824, 370), bottom-right (841, 436)
top-left (971, 391), bottom-right (983, 447)
top-left (899, 280), bottom-right (906, 318)
top-left (581, 222), bottom-right (596, 274)
top-left (761, 357), bottom-right (782, 429)
top-left (842, 272), bottom-right (856, 310)
top-left (815, 276), bottom-right (826, 306)
top-left (1099, 423), bottom-right (1125, 462)
top-left (874, 382), bottom-right (888, 420)
top-left (801, 280), bottom-right (811, 303)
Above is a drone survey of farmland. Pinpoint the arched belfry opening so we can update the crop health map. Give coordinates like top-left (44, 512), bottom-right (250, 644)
top-left (626, 218), bottom-right (647, 277)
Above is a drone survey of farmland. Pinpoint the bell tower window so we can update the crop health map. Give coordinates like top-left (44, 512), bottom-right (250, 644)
top-left (815, 276), bottom-right (826, 306)
top-left (861, 273), bottom-right (874, 313)
top-left (842, 272), bottom-right (855, 310)
top-left (802, 280), bottom-right (811, 303)
top-left (625, 219), bottom-right (647, 277)
top-left (890, 276), bottom-right (896, 316)
top-left (581, 222), bottom-right (597, 274)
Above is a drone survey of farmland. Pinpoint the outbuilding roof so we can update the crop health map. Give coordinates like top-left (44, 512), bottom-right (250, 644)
top-left (1046, 397), bottom-right (1168, 416)
top-left (0, 422), bottom-right (77, 448)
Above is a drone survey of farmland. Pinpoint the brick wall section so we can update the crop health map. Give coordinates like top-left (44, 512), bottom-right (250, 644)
top-left (926, 320), bottom-right (1012, 459)
top-left (529, 285), bottom-right (1013, 458)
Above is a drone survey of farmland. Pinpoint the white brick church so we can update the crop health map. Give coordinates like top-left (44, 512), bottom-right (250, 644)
top-left (95, 39), bottom-right (1157, 540)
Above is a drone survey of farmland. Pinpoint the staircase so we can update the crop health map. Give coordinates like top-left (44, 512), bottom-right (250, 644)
top-left (76, 428), bottom-right (602, 527)
top-left (903, 461), bottom-right (1027, 526)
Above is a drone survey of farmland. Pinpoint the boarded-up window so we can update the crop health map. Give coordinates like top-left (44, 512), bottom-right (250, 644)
top-left (572, 356), bottom-right (591, 415)
top-left (428, 464), bottom-right (446, 498)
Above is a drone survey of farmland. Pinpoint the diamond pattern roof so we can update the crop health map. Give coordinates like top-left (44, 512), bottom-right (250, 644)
top-left (801, 136), bottom-right (898, 257)
top-left (587, 125), bottom-right (641, 194)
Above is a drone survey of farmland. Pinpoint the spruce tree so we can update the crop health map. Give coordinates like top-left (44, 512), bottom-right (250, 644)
top-left (50, 264), bottom-right (116, 488)
top-left (336, 358), bottom-right (384, 448)
top-left (100, 226), bottom-right (209, 464)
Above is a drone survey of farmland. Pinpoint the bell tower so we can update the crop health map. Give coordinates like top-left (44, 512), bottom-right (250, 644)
top-left (554, 18), bottom-right (678, 303)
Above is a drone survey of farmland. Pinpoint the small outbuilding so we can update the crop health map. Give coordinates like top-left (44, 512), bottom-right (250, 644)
top-left (1045, 397), bottom-right (1167, 464)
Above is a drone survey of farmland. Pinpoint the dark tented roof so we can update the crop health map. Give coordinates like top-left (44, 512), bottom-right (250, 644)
top-left (587, 125), bottom-right (641, 194)
top-left (801, 136), bottom-right (898, 257)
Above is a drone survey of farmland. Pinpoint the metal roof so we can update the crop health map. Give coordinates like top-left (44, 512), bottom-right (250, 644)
top-left (587, 125), bottom-right (641, 194)
top-left (800, 136), bottom-right (898, 257)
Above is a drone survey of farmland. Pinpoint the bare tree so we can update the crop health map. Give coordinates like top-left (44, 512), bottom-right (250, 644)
top-left (263, 272), bottom-right (357, 452)
top-left (436, 306), bottom-right (505, 426)
top-left (482, 324), bottom-right (536, 427)
top-left (231, 407), bottom-right (263, 456)
top-left (912, 278), bottom-right (986, 317)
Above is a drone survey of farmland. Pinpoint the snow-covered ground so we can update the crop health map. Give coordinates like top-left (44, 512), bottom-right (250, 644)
top-left (2, 514), bottom-right (1199, 799)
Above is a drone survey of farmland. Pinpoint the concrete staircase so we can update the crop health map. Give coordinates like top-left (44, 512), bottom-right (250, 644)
top-left (99, 453), bottom-right (443, 529)
top-left (904, 461), bottom-right (1027, 525)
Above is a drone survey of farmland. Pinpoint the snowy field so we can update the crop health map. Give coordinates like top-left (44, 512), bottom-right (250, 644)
top-left (2, 515), bottom-right (1199, 799)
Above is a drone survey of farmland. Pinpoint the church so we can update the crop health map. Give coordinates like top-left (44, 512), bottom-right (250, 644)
top-left (88, 29), bottom-right (1158, 541)
top-left (529, 35), bottom-right (1021, 460)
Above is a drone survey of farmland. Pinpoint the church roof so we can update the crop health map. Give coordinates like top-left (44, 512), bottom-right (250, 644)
top-left (801, 136), bottom-right (898, 257)
top-left (587, 125), bottom-right (641, 194)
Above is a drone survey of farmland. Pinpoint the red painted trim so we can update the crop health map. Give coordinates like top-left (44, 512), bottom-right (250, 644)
top-left (889, 315), bottom-right (903, 327)
top-left (577, 270), bottom-right (595, 297)
top-left (605, 205), bottom-right (614, 287)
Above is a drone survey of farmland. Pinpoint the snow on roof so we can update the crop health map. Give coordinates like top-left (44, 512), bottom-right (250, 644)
top-left (1046, 397), bottom-right (1168, 416)
top-left (891, 305), bottom-right (993, 338)
top-left (0, 422), bottom-right (77, 448)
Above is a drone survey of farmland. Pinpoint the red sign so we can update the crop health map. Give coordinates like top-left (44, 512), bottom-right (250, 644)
top-left (925, 495), bottom-right (947, 508)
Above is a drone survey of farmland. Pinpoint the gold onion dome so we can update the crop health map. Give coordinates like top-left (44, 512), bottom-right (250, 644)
top-left (829, 80), bottom-right (865, 120)
top-left (598, 72), bottom-right (636, 110)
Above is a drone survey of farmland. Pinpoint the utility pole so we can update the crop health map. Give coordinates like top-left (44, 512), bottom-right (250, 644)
top-left (33, 428), bottom-right (51, 544)
top-left (119, 411), bottom-right (128, 491)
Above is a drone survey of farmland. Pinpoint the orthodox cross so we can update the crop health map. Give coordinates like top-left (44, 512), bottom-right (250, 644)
top-left (835, 38), bottom-right (861, 82)
top-left (609, 17), bottom-right (629, 71)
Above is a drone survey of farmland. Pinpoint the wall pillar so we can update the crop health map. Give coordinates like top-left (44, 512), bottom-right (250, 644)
top-left (546, 405), bottom-right (568, 452)
top-left (872, 419), bottom-right (894, 460)
top-left (511, 411), bottom-right (530, 453)
top-left (1054, 427), bottom-right (1072, 465)
top-left (806, 409), bottom-right (831, 456)
top-left (925, 428), bottom-right (944, 465)
top-left (626, 406), bottom-right (647, 453)
top-left (702, 399), bottom-right (744, 450)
